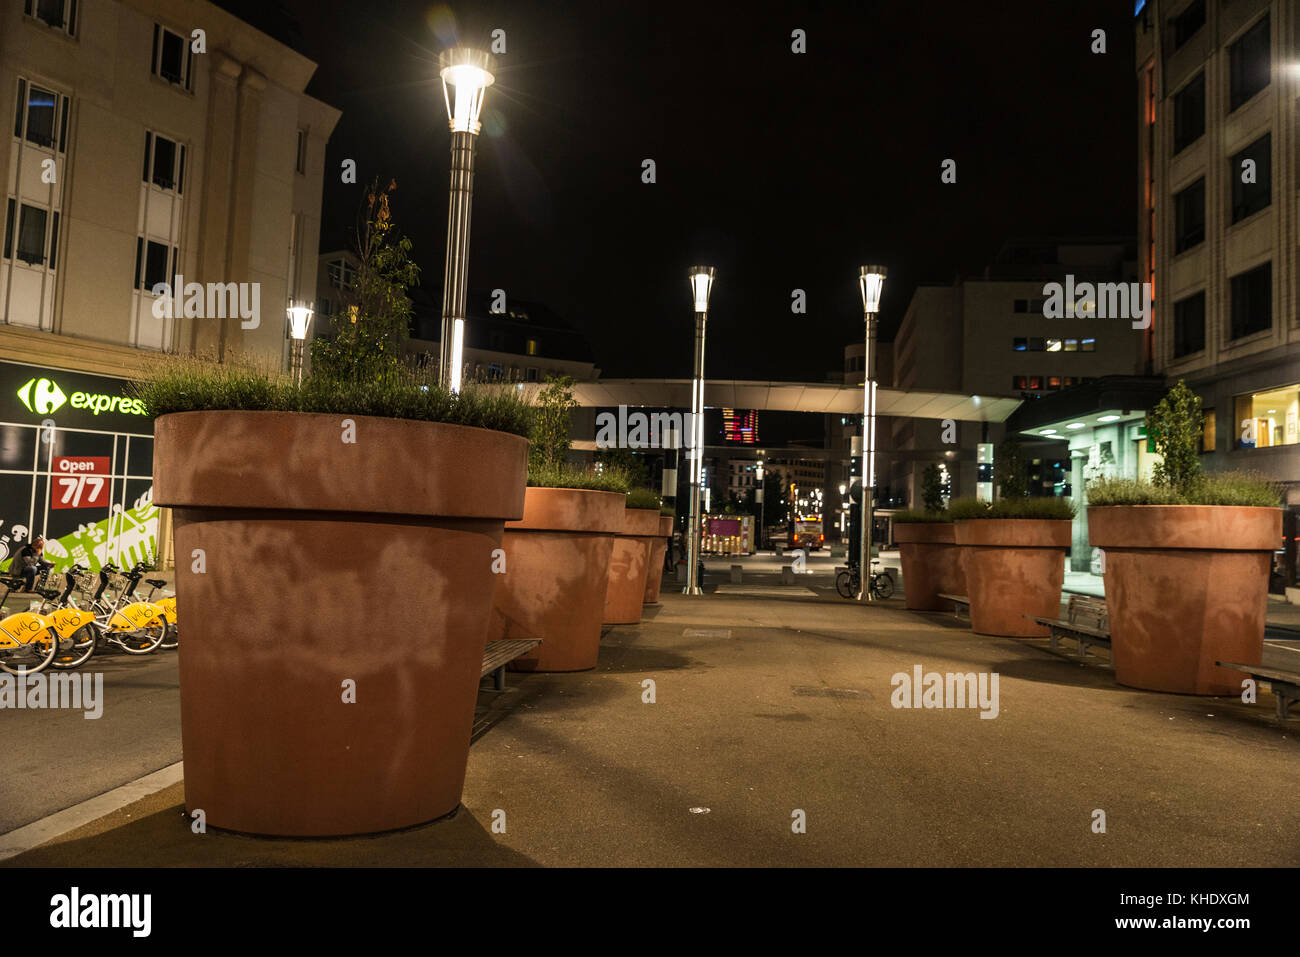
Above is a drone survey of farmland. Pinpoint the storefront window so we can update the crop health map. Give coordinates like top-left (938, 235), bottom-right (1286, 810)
top-left (1235, 383), bottom-right (1299, 449)
top-left (1202, 409), bottom-right (1215, 453)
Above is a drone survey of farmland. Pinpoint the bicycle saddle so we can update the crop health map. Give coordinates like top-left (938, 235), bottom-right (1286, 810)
top-left (146, 578), bottom-right (167, 589)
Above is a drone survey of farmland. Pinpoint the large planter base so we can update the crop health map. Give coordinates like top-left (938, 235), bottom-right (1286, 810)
top-left (1090, 505), bottom-right (1279, 696)
top-left (643, 515), bottom-right (674, 604)
top-left (604, 508), bottom-right (661, 624)
top-left (955, 519), bottom-right (1070, 638)
top-left (895, 523), bottom-right (963, 611)
top-left (493, 487), bottom-right (624, 673)
top-left (155, 411), bottom-right (526, 837)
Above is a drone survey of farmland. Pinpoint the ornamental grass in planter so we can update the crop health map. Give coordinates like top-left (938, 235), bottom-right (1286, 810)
top-left (949, 496), bottom-right (1076, 637)
top-left (492, 377), bottom-right (630, 673)
top-left (604, 487), bottom-right (663, 624)
top-left (1087, 381), bottom-right (1282, 695)
top-left (134, 182), bottom-right (536, 837)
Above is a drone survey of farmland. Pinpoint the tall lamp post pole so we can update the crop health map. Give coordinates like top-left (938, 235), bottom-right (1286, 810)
top-left (437, 48), bottom-right (495, 393)
top-left (756, 459), bottom-right (765, 553)
top-left (287, 300), bottom-right (314, 386)
top-left (857, 265), bottom-right (887, 602)
top-left (684, 265), bottom-right (715, 595)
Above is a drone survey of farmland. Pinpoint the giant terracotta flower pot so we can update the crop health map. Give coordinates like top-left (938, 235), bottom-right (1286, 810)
top-left (643, 515), bottom-right (674, 604)
top-left (895, 521), bottom-right (965, 611)
top-left (954, 519), bottom-right (1070, 637)
top-left (603, 507), bottom-right (661, 624)
top-left (1089, 505), bottom-right (1280, 695)
top-left (492, 486), bottom-right (625, 673)
top-left (153, 410), bottom-right (526, 837)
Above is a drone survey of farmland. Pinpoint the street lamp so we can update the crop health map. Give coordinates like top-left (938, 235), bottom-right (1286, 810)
top-left (857, 265), bottom-right (887, 601)
top-left (286, 300), bottom-right (314, 386)
top-left (684, 265), bottom-right (715, 595)
top-left (755, 459), bottom-right (765, 553)
top-left (437, 46), bottom-right (495, 393)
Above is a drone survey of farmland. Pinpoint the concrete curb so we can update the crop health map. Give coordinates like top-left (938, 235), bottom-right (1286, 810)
top-left (0, 761), bottom-right (183, 862)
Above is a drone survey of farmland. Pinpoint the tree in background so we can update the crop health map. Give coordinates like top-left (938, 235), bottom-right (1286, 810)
top-left (310, 179), bottom-right (419, 384)
top-left (995, 437), bottom-right (1028, 499)
top-left (762, 470), bottom-right (789, 527)
top-left (921, 463), bottom-right (945, 512)
top-left (594, 446), bottom-right (649, 489)
top-left (1146, 379), bottom-right (1203, 492)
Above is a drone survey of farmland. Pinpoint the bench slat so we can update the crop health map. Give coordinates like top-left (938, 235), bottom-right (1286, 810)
top-left (481, 639), bottom-right (542, 677)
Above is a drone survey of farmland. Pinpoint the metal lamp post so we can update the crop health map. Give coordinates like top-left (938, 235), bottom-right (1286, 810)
top-left (287, 300), bottom-right (314, 386)
top-left (684, 265), bottom-right (715, 595)
top-left (857, 265), bottom-right (887, 602)
top-left (755, 459), bottom-right (765, 553)
top-left (437, 47), bottom-right (495, 393)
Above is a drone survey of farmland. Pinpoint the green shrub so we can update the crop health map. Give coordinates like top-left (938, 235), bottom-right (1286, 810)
top-left (626, 487), bottom-right (663, 510)
top-left (1147, 379), bottom-right (1203, 492)
top-left (130, 356), bottom-right (533, 437)
top-left (920, 464), bottom-right (945, 512)
top-left (528, 462), bottom-right (630, 493)
top-left (948, 496), bottom-right (1076, 520)
top-left (1087, 472), bottom-right (1281, 507)
top-left (529, 375), bottom-right (577, 472)
top-left (893, 508), bottom-right (950, 523)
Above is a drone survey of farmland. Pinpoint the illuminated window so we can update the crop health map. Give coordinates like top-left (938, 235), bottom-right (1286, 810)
top-left (1046, 338), bottom-right (1063, 352)
top-left (1201, 409), bottom-right (1216, 453)
top-left (526, 338), bottom-right (538, 356)
top-left (1064, 339), bottom-right (1078, 352)
top-left (1234, 383), bottom-right (1298, 449)
top-left (1081, 338), bottom-right (1096, 352)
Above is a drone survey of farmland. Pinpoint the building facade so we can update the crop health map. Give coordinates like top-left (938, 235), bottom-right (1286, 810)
top-left (1136, 0), bottom-right (1300, 503)
top-left (0, 0), bottom-right (338, 572)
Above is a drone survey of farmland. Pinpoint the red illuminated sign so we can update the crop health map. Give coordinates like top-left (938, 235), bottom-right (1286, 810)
top-left (51, 456), bottom-right (110, 509)
top-left (722, 408), bottom-right (760, 444)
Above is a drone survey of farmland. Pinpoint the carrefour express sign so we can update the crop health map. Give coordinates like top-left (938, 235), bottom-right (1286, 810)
top-left (2, 362), bottom-right (151, 431)
top-left (17, 377), bottom-right (147, 417)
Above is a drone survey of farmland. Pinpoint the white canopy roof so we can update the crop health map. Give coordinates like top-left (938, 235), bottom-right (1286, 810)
top-left (519, 378), bottom-right (1020, 422)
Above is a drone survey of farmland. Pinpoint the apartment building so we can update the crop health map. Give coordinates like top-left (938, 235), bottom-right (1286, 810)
top-left (0, 0), bottom-right (338, 573)
top-left (1135, 0), bottom-right (1299, 500)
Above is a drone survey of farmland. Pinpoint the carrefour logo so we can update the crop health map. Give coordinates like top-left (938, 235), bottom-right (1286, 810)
top-left (16, 377), bottom-right (146, 417)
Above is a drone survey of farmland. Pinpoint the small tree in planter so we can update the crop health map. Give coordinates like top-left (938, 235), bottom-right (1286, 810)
top-left (893, 478), bottom-right (963, 610)
top-left (921, 464), bottom-right (945, 513)
top-left (1088, 379), bottom-right (1282, 695)
top-left (948, 496), bottom-right (1076, 637)
top-left (493, 375), bottom-right (631, 673)
top-left (133, 184), bottom-right (534, 837)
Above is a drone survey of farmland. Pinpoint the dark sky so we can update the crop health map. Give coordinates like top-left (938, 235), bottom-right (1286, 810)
top-left (264, 0), bottom-right (1138, 381)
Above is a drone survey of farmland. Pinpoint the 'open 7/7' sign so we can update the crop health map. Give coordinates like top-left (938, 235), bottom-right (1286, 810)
top-left (52, 456), bottom-right (111, 509)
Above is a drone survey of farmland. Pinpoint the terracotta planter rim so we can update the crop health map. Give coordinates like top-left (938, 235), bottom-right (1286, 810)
top-left (509, 486), bottom-right (627, 534)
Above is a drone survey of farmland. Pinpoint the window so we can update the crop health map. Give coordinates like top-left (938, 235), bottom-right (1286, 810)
top-left (1228, 15), bottom-right (1269, 112)
top-left (295, 130), bottom-right (307, 174)
top-left (1235, 383), bottom-right (1299, 449)
top-left (1230, 263), bottom-right (1271, 339)
top-left (151, 24), bottom-right (193, 91)
top-left (1063, 339), bottom-right (1078, 352)
top-left (1046, 338), bottom-right (1063, 352)
top-left (1172, 73), bottom-right (1205, 153)
top-left (1080, 338), bottom-right (1095, 352)
top-left (142, 131), bottom-right (184, 192)
top-left (1174, 178), bottom-right (1205, 252)
top-left (139, 239), bottom-right (170, 290)
top-left (1013, 299), bottom-right (1028, 313)
top-left (1013, 338), bottom-right (1028, 351)
top-left (22, 84), bottom-right (57, 148)
top-left (1172, 292), bottom-right (1205, 357)
top-left (1172, 0), bottom-right (1205, 49)
top-left (1027, 337), bottom-right (1045, 352)
top-left (1230, 134), bottom-right (1270, 223)
top-left (526, 367), bottom-right (539, 382)
top-left (1201, 409), bottom-right (1216, 453)
top-left (2, 199), bottom-right (12, 258)
top-left (1047, 377), bottom-right (1062, 390)
top-left (327, 259), bottom-right (355, 290)
top-left (1012, 375), bottom-right (1043, 391)
top-left (16, 204), bottom-right (47, 265)
top-left (526, 338), bottom-right (539, 356)
top-left (25, 0), bottom-right (77, 36)
top-left (49, 211), bottom-right (58, 270)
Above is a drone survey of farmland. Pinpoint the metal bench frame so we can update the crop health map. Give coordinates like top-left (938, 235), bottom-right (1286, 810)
top-left (1217, 661), bottom-right (1300, 721)
top-left (1030, 594), bottom-right (1111, 658)
top-left (480, 638), bottom-right (542, 692)
top-left (936, 593), bottom-right (970, 621)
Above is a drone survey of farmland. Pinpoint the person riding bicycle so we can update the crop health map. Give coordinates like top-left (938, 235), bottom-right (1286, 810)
top-left (12, 535), bottom-right (52, 591)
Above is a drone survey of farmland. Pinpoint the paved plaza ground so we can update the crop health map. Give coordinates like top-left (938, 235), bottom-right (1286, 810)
top-left (4, 554), bottom-right (1298, 867)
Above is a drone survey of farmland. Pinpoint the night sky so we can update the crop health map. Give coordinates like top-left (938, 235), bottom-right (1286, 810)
top-left (252, 0), bottom-right (1138, 381)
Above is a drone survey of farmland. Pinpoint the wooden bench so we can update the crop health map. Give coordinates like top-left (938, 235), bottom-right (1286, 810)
top-left (1217, 661), bottom-right (1300, 721)
top-left (1029, 594), bottom-right (1111, 658)
top-left (480, 639), bottom-right (542, 691)
top-left (937, 593), bottom-right (970, 621)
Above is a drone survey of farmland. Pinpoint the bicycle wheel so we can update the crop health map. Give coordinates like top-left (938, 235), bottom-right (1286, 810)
top-left (0, 628), bottom-right (57, 676)
top-left (51, 625), bottom-right (97, 669)
top-left (116, 620), bottom-right (166, 655)
top-left (159, 621), bottom-right (179, 650)
top-left (872, 573), bottom-right (894, 600)
top-left (835, 570), bottom-right (855, 599)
